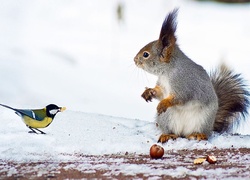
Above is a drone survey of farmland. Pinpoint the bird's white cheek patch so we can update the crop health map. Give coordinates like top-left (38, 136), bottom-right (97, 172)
top-left (49, 109), bottom-right (58, 115)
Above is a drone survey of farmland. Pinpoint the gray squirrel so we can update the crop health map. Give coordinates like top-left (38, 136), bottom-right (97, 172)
top-left (134, 9), bottom-right (249, 143)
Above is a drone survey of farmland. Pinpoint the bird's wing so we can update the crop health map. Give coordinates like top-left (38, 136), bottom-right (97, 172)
top-left (31, 109), bottom-right (47, 121)
top-left (14, 109), bottom-right (44, 121)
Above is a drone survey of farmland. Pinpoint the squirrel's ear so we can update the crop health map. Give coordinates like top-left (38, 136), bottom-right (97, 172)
top-left (158, 8), bottom-right (178, 62)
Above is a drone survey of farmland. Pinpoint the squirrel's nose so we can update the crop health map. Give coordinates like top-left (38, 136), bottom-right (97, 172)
top-left (134, 56), bottom-right (142, 66)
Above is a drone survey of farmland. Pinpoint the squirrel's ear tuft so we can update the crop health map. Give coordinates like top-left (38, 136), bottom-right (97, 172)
top-left (159, 8), bottom-right (178, 48)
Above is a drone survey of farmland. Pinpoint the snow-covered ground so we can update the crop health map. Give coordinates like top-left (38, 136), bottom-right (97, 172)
top-left (0, 0), bottom-right (250, 172)
top-left (1, 109), bottom-right (250, 178)
top-left (1, 109), bottom-right (250, 162)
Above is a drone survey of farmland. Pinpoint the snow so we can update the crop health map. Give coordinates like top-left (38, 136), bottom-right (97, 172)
top-left (0, 0), bottom-right (250, 178)
top-left (1, 109), bottom-right (250, 161)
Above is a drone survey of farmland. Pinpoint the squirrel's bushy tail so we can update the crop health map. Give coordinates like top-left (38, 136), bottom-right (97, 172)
top-left (210, 64), bottom-right (250, 133)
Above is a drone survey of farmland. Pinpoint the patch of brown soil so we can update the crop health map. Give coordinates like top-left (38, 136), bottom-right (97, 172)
top-left (1, 148), bottom-right (249, 179)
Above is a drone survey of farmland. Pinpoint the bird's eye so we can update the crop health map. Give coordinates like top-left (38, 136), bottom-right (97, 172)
top-left (143, 52), bottom-right (149, 58)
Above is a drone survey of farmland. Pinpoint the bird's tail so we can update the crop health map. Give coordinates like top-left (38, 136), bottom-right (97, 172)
top-left (0, 104), bottom-right (17, 111)
top-left (210, 64), bottom-right (250, 133)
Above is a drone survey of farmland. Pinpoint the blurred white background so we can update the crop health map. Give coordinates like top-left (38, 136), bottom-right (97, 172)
top-left (0, 0), bottom-right (250, 132)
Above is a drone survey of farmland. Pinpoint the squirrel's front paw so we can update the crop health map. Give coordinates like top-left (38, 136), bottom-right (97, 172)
top-left (141, 87), bottom-right (156, 102)
top-left (157, 99), bottom-right (170, 114)
top-left (157, 95), bottom-right (175, 115)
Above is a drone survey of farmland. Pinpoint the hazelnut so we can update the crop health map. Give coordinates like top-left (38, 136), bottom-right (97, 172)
top-left (150, 144), bottom-right (164, 159)
top-left (206, 155), bottom-right (217, 164)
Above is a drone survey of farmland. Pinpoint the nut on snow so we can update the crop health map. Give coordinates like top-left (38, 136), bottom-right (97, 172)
top-left (194, 158), bottom-right (206, 165)
top-left (206, 155), bottom-right (217, 164)
top-left (150, 144), bottom-right (164, 159)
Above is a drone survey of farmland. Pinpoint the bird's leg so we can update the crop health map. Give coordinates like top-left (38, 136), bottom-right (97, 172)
top-left (28, 127), bottom-right (38, 134)
top-left (34, 128), bottom-right (46, 134)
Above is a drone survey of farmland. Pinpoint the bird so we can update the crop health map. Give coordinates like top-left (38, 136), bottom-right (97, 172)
top-left (0, 104), bottom-right (66, 134)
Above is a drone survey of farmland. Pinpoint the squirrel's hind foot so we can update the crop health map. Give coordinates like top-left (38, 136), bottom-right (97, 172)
top-left (186, 133), bottom-right (207, 141)
top-left (158, 134), bottom-right (178, 143)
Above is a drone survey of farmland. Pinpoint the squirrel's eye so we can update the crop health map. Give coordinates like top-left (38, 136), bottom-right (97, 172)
top-left (143, 52), bottom-right (149, 58)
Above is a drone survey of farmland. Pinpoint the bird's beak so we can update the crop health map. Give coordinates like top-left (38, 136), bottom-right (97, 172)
top-left (60, 107), bottom-right (66, 112)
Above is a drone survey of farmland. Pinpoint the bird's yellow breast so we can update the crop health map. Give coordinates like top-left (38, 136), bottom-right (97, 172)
top-left (22, 116), bottom-right (53, 128)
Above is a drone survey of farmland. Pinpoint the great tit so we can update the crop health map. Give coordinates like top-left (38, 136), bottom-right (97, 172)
top-left (0, 104), bottom-right (66, 134)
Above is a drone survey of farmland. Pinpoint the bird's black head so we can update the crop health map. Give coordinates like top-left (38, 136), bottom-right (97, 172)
top-left (46, 104), bottom-right (66, 119)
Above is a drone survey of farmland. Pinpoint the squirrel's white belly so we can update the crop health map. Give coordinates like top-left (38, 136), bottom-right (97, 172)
top-left (156, 101), bottom-right (216, 136)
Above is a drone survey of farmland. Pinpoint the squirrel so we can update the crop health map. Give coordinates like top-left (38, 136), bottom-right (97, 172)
top-left (134, 9), bottom-right (250, 143)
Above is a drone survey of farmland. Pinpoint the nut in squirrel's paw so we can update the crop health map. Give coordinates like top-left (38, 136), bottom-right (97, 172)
top-left (141, 87), bottom-right (156, 102)
top-left (149, 144), bottom-right (164, 159)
